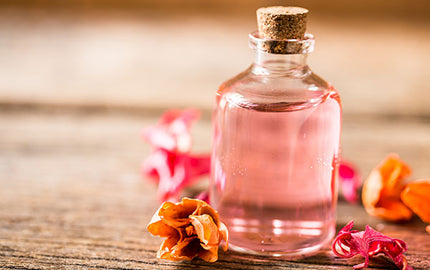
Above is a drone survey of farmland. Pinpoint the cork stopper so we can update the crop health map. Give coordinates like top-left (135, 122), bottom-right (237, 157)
top-left (257, 6), bottom-right (308, 40)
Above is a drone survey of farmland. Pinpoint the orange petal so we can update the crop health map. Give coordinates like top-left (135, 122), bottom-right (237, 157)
top-left (195, 204), bottom-right (220, 226)
top-left (369, 199), bottom-right (413, 222)
top-left (426, 225), bottom-right (430, 234)
top-left (400, 179), bottom-right (430, 223)
top-left (378, 154), bottom-right (411, 198)
top-left (190, 214), bottom-right (219, 247)
top-left (198, 245), bottom-right (219, 262)
top-left (219, 221), bottom-right (229, 251)
top-left (158, 198), bottom-right (200, 227)
top-left (157, 232), bottom-right (181, 260)
top-left (169, 237), bottom-right (201, 261)
top-left (362, 169), bottom-right (384, 210)
top-left (147, 208), bottom-right (178, 238)
top-left (362, 154), bottom-right (413, 221)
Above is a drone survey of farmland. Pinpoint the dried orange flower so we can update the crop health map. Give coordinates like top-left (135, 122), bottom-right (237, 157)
top-left (362, 154), bottom-right (413, 221)
top-left (147, 198), bottom-right (228, 262)
top-left (401, 179), bottom-right (430, 225)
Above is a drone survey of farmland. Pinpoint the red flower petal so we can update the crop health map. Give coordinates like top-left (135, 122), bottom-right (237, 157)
top-left (142, 109), bottom-right (200, 153)
top-left (339, 161), bottom-right (362, 204)
top-left (333, 221), bottom-right (413, 270)
top-left (141, 109), bottom-right (210, 202)
top-left (142, 149), bottom-right (210, 202)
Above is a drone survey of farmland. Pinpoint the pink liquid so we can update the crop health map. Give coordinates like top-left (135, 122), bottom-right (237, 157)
top-left (211, 89), bottom-right (341, 256)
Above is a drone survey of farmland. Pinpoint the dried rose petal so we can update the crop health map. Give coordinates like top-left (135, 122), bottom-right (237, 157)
top-left (339, 160), bottom-right (362, 204)
top-left (147, 198), bottom-right (228, 262)
top-left (141, 109), bottom-right (211, 202)
top-left (362, 154), bottom-right (413, 221)
top-left (400, 179), bottom-right (430, 224)
top-left (332, 221), bottom-right (413, 270)
top-left (142, 109), bottom-right (200, 153)
top-left (142, 149), bottom-right (210, 202)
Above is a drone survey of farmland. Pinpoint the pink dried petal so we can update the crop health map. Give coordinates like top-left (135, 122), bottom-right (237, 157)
top-left (142, 149), bottom-right (210, 202)
top-left (142, 109), bottom-right (200, 153)
top-left (141, 109), bottom-right (211, 202)
top-left (339, 161), bottom-right (362, 204)
top-left (333, 221), bottom-right (413, 270)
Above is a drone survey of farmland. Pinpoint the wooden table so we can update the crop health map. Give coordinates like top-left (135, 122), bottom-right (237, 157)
top-left (1, 110), bottom-right (429, 269)
top-left (1, 1), bottom-right (430, 268)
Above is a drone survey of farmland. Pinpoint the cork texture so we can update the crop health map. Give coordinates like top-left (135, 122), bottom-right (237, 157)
top-left (257, 6), bottom-right (308, 40)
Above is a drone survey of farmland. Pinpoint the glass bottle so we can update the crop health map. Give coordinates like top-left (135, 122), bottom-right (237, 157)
top-left (210, 7), bottom-right (341, 256)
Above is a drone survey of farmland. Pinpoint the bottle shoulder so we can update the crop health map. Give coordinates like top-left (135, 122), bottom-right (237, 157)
top-left (217, 66), bottom-right (339, 112)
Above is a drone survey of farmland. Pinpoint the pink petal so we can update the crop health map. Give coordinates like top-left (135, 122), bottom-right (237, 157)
top-left (142, 149), bottom-right (211, 202)
top-left (142, 109), bottom-right (200, 153)
top-left (141, 109), bottom-right (211, 202)
top-left (332, 221), bottom-right (413, 270)
top-left (141, 149), bottom-right (167, 184)
top-left (339, 160), bottom-right (362, 204)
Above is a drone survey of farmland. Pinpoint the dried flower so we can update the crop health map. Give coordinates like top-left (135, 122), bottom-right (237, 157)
top-left (332, 221), bottom-right (413, 270)
top-left (142, 109), bottom-right (211, 202)
top-left (362, 154), bottom-right (413, 221)
top-left (339, 160), bottom-right (362, 204)
top-left (147, 198), bottom-right (228, 262)
top-left (401, 179), bottom-right (430, 225)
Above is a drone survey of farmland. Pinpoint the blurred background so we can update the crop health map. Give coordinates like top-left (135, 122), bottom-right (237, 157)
top-left (1, 0), bottom-right (430, 187)
top-left (1, 0), bottom-right (429, 115)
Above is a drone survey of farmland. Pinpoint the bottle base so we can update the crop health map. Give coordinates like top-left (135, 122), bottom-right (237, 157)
top-left (225, 229), bottom-right (334, 258)
top-left (227, 240), bottom-right (329, 258)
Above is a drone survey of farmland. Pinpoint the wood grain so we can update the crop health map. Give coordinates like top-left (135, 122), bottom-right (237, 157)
top-left (0, 111), bottom-right (429, 269)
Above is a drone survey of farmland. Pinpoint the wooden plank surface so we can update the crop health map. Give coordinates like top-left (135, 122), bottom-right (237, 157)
top-left (0, 111), bottom-right (429, 269)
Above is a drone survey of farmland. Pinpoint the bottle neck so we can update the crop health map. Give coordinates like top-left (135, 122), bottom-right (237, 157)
top-left (248, 32), bottom-right (314, 75)
top-left (252, 51), bottom-right (309, 75)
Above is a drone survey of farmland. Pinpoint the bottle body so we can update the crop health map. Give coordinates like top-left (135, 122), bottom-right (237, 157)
top-left (210, 51), bottom-right (341, 256)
